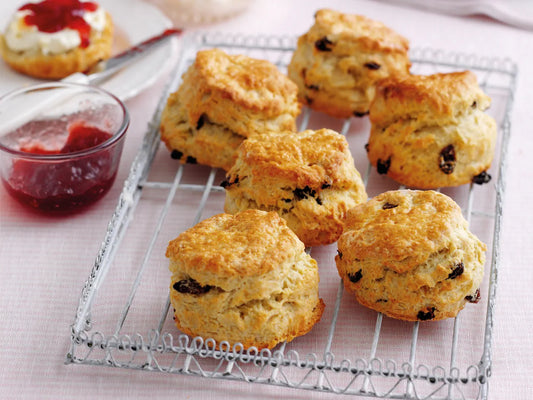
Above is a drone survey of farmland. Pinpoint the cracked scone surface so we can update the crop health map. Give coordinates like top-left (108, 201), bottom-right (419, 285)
top-left (367, 71), bottom-right (497, 188)
top-left (335, 190), bottom-right (486, 321)
top-left (166, 209), bottom-right (324, 349)
top-left (287, 8), bottom-right (410, 118)
top-left (0, 12), bottom-right (113, 79)
top-left (160, 48), bottom-right (301, 170)
top-left (223, 129), bottom-right (367, 247)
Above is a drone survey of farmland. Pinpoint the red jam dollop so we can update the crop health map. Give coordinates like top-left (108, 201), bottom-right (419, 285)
top-left (20, 0), bottom-right (99, 48)
top-left (3, 121), bottom-right (117, 214)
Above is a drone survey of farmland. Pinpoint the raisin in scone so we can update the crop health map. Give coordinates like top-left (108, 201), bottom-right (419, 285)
top-left (166, 209), bottom-right (325, 349)
top-left (287, 9), bottom-right (410, 118)
top-left (367, 71), bottom-right (497, 188)
top-left (0, 0), bottom-right (113, 79)
top-left (223, 129), bottom-right (367, 247)
top-left (160, 48), bottom-right (301, 171)
top-left (335, 190), bottom-right (486, 321)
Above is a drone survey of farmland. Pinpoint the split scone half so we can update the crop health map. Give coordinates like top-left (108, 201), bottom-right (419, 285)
top-left (166, 209), bottom-right (325, 350)
top-left (0, 1), bottom-right (113, 79)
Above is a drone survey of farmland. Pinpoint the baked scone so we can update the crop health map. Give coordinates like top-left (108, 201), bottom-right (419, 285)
top-left (0, 0), bottom-right (113, 79)
top-left (336, 190), bottom-right (486, 321)
top-left (160, 48), bottom-right (301, 171)
top-left (166, 209), bottom-right (325, 349)
top-left (223, 129), bottom-right (367, 247)
top-left (287, 9), bottom-right (410, 118)
top-left (367, 71), bottom-right (497, 188)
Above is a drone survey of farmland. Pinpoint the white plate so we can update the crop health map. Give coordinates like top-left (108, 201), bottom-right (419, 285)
top-left (0, 0), bottom-right (177, 100)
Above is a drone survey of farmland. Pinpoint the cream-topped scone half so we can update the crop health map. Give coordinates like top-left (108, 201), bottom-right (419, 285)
top-left (0, 0), bottom-right (114, 79)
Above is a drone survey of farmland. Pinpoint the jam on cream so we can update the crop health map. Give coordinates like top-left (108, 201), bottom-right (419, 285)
top-left (4, 0), bottom-right (106, 55)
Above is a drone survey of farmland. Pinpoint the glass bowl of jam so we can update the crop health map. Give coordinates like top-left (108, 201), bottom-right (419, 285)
top-left (0, 82), bottom-right (129, 214)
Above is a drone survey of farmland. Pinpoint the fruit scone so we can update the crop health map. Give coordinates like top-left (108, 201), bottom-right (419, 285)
top-left (335, 190), bottom-right (486, 322)
top-left (0, 0), bottom-right (114, 79)
top-left (222, 128), bottom-right (367, 247)
top-left (367, 71), bottom-right (497, 188)
top-left (160, 48), bottom-right (301, 171)
top-left (288, 9), bottom-right (411, 118)
top-left (166, 209), bottom-right (325, 350)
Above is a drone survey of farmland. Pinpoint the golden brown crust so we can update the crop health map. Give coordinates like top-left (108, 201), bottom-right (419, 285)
top-left (341, 190), bottom-right (463, 272)
top-left (223, 129), bottom-right (367, 246)
top-left (192, 48), bottom-right (299, 116)
top-left (369, 71), bottom-right (491, 126)
top-left (0, 12), bottom-right (113, 79)
top-left (367, 71), bottom-right (497, 188)
top-left (287, 9), bottom-right (410, 118)
top-left (166, 210), bottom-right (303, 281)
top-left (160, 48), bottom-right (301, 170)
top-left (336, 190), bottom-right (486, 321)
top-left (311, 9), bottom-right (410, 54)
top-left (167, 210), bottom-right (324, 349)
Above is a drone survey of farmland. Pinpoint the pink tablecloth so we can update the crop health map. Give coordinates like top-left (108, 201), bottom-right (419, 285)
top-left (1, 0), bottom-right (532, 399)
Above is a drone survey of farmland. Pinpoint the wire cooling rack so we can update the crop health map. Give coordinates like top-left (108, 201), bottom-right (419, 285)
top-left (66, 33), bottom-right (517, 400)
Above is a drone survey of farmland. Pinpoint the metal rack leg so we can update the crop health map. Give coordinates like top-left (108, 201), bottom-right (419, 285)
top-left (362, 313), bottom-right (383, 394)
top-left (316, 279), bottom-right (344, 390)
top-left (405, 322), bottom-right (420, 398)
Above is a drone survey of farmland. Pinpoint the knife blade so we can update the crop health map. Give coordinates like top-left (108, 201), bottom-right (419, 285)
top-left (63, 28), bottom-right (182, 85)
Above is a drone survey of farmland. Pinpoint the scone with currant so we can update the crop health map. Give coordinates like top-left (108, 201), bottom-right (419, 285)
top-left (336, 190), bottom-right (486, 321)
top-left (160, 48), bottom-right (301, 171)
top-left (288, 8), bottom-right (411, 118)
top-left (167, 209), bottom-right (325, 349)
top-left (367, 71), bottom-right (497, 188)
top-left (222, 128), bottom-right (367, 247)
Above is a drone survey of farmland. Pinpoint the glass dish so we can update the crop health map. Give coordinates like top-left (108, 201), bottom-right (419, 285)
top-left (0, 82), bottom-right (129, 214)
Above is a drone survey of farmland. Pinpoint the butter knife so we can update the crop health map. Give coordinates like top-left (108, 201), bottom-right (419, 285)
top-left (63, 28), bottom-right (182, 85)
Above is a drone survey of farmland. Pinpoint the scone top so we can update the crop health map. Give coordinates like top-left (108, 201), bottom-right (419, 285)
top-left (370, 71), bottom-right (492, 127)
top-left (339, 190), bottom-right (471, 272)
top-left (311, 9), bottom-right (410, 55)
top-left (166, 210), bottom-right (305, 290)
top-left (225, 129), bottom-right (361, 204)
top-left (196, 49), bottom-right (297, 111)
top-left (182, 48), bottom-right (301, 136)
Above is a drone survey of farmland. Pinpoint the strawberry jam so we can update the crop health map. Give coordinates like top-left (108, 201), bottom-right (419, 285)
top-left (19, 0), bottom-right (99, 48)
top-left (2, 121), bottom-right (120, 214)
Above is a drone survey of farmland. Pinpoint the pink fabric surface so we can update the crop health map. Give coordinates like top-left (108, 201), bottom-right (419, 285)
top-left (1, 0), bottom-right (532, 399)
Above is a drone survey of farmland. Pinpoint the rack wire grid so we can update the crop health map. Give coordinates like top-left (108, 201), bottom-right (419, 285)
top-left (66, 33), bottom-right (517, 400)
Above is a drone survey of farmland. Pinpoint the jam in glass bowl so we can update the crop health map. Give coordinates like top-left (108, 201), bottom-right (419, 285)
top-left (0, 82), bottom-right (129, 214)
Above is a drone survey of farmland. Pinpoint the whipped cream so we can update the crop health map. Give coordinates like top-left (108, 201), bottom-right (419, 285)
top-left (4, 4), bottom-right (106, 55)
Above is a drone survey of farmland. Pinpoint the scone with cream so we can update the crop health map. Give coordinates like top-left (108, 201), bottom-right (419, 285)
top-left (166, 209), bottom-right (325, 349)
top-left (367, 71), bottom-right (497, 188)
top-left (0, 0), bottom-right (113, 79)
top-left (336, 190), bottom-right (486, 321)
top-left (160, 48), bottom-right (301, 171)
top-left (288, 9), bottom-right (411, 118)
top-left (223, 129), bottom-right (367, 247)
